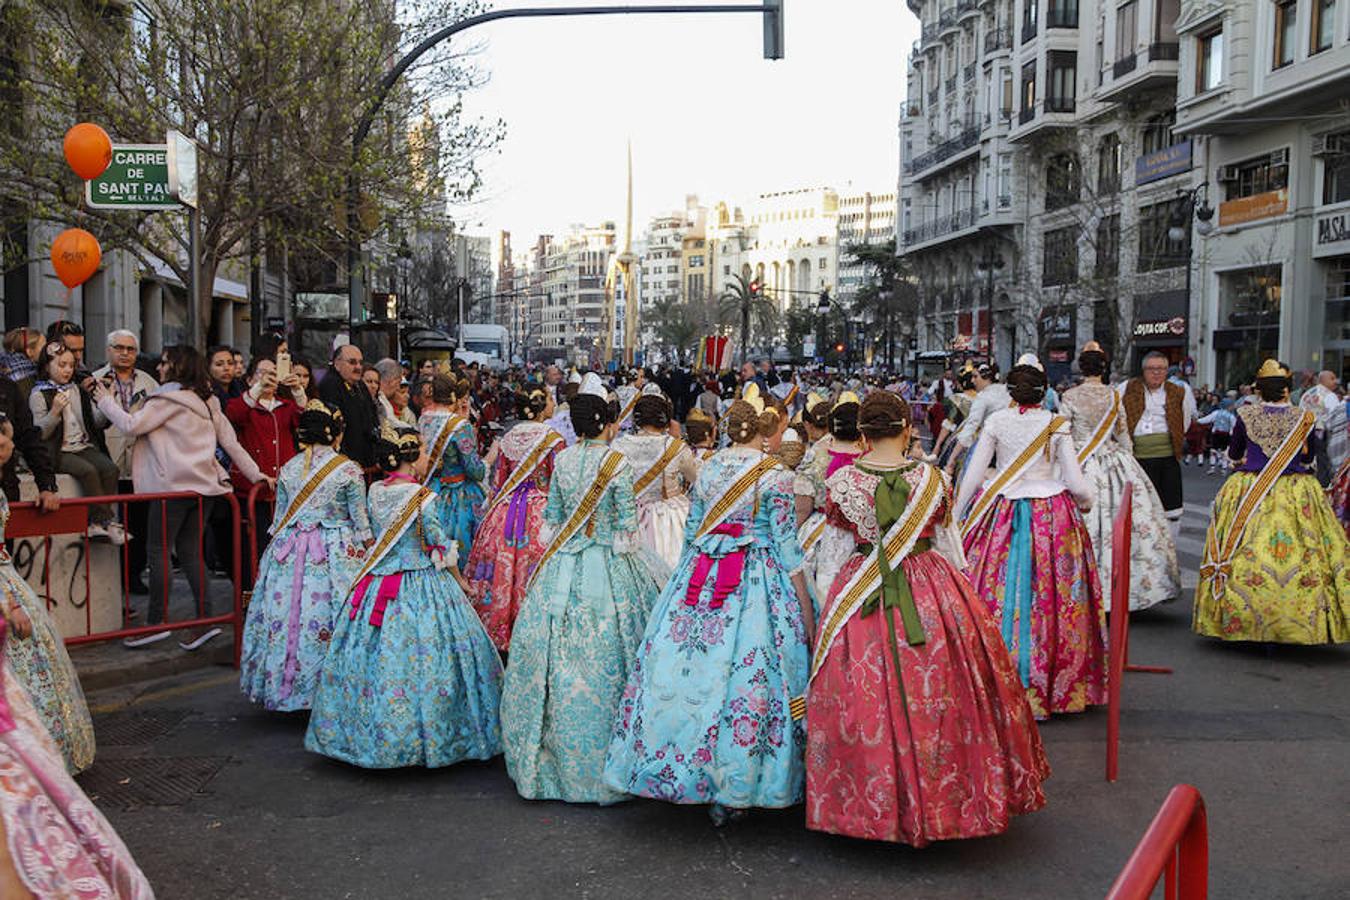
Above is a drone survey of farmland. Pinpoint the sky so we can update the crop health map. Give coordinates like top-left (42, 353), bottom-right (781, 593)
top-left (447, 0), bottom-right (920, 249)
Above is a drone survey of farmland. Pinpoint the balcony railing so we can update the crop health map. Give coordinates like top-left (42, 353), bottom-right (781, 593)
top-left (1046, 95), bottom-right (1076, 113)
top-left (945, 76), bottom-right (956, 94)
top-left (911, 39), bottom-right (921, 57)
top-left (1022, 20), bottom-right (1037, 43)
top-left (1113, 53), bottom-right (1138, 78)
top-left (922, 23), bottom-right (939, 43)
top-left (1148, 41), bottom-right (1180, 61)
top-left (903, 206), bottom-right (978, 246)
top-left (957, 0), bottom-right (978, 14)
top-left (964, 63), bottom-right (976, 83)
top-left (928, 88), bottom-right (939, 106)
top-left (984, 27), bottom-right (1010, 52)
top-left (908, 125), bottom-right (980, 173)
top-left (1019, 105), bottom-right (1036, 124)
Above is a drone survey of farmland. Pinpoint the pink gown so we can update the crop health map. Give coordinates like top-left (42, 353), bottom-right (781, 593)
top-left (807, 462), bottom-right (1049, 846)
top-left (0, 619), bottom-right (154, 898)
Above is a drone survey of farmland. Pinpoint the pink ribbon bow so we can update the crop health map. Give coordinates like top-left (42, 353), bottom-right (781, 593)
top-left (685, 523), bottom-right (746, 610)
top-left (350, 572), bottom-right (404, 627)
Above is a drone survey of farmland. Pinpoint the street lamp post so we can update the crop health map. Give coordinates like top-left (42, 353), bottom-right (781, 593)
top-left (975, 247), bottom-right (1004, 367)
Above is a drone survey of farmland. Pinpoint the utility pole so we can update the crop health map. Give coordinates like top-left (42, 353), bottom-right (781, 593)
top-left (347, 4), bottom-right (784, 330)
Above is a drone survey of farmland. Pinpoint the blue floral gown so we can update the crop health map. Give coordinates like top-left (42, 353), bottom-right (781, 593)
top-left (604, 447), bottom-right (810, 810)
top-left (419, 410), bottom-right (487, 558)
top-left (305, 476), bottom-right (503, 768)
top-left (0, 495), bottom-right (95, 774)
top-left (240, 447), bottom-right (371, 711)
top-left (500, 439), bottom-right (662, 804)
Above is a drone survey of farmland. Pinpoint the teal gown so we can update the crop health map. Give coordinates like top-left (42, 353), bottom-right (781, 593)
top-left (419, 410), bottom-right (487, 558)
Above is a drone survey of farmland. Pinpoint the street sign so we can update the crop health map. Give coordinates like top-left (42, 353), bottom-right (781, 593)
top-left (86, 144), bottom-right (179, 209)
top-left (166, 130), bottom-right (199, 208)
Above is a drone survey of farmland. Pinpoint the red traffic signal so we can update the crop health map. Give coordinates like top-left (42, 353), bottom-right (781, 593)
top-left (749, 280), bottom-right (761, 295)
top-left (834, 342), bottom-right (845, 353)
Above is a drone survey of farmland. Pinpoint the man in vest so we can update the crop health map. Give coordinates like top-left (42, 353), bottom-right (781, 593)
top-left (1119, 351), bottom-right (1196, 541)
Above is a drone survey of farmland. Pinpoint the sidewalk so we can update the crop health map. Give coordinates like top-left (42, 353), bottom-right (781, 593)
top-left (68, 570), bottom-right (240, 692)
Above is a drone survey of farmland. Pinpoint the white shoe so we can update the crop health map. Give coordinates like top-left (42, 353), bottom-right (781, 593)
top-left (179, 627), bottom-right (223, 651)
top-left (123, 630), bottom-right (172, 648)
top-left (102, 523), bottom-right (128, 546)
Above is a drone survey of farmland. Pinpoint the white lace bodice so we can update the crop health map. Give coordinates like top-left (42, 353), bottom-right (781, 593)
top-left (954, 406), bottom-right (1093, 518)
top-left (611, 432), bottom-right (698, 504)
top-left (1062, 382), bottom-right (1133, 456)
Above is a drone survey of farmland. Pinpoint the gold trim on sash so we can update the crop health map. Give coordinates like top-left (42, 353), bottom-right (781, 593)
top-left (631, 437), bottom-right (684, 497)
top-left (617, 393), bottom-right (640, 427)
top-left (1077, 393), bottom-right (1120, 466)
top-left (271, 453), bottom-right (351, 535)
top-left (798, 512), bottom-right (827, 554)
top-left (694, 455), bottom-right (782, 539)
top-left (960, 415), bottom-right (1066, 539)
top-left (1200, 409), bottom-right (1315, 601)
top-left (525, 450), bottom-right (626, 591)
top-left (346, 485), bottom-right (435, 595)
top-left (422, 413), bottom-right (466, 486)
top-left (481, 429), bottom-right (564, 520)
top-left (808, 464), bottom-right (941, 683)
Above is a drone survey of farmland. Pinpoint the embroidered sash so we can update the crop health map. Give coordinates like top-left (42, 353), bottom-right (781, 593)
top-left (481, 428), bottom-right (564, 519)
top-left (798, 511), bottom-right (827, 555)
top-left (1200, 409), bottom-right (1315, 601)
top-left (345, 485), bottom-right (436, 600)
top-left (694, 455), bottom-right (782, 539)
top-left (808, 464), bottom-right (942, 683)
top-left (616, 392), bottom-right (640, 427)
top-left (270, 452), bottom-right (351, 535)
top-left (422, 413), bottom-right (466, 486)
top-left (525, 449), bottom-right (627, 591)
top-left (1077, 393), bottom-right (1120, 466)
top-left (959, 415), bottom-right (1067, 539)
top-left (631, 437), bottom-right (685, 497)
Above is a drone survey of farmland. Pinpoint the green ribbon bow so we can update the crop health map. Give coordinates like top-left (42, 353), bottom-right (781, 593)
top-left (859, 467), bottom-right (927, 648)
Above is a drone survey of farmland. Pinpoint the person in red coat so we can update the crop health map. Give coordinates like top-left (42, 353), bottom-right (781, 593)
top-left (226, 356), bottom-right (305, 567)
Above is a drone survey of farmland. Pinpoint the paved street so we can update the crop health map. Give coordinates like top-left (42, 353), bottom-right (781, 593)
top-left (80, 467), bottom-right (1348, 900)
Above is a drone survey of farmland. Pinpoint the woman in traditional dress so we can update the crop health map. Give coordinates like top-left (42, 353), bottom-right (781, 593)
top-left (604, 385), bottom-right (815, 825)
top-left (933, 362), bottom-right (977, 468)
top-left (944, 362), bottom-right (1009, 481)
top-left (792, 395), bottom-right (832, 526)
top-left (419, 373), bottom-right (489, 559)
top-left (499, 380), bottom-right (662, 804)
top-left (0, 415), bottom-right (95, 774)
top-left (306, 424), bottom-right (502, 768)
top-left (954, 357), bottom-right (1106, 719)
top-left (467, 387), bottom-right (565, 652)
top-left (806, 392), bottom-right (1048, 846)
top-left (684, 408), bottom-right (718, 463)
top-left (0, 619), bottom-right (154, 899)
top-left (612, 394), bottom-right (699, 571)
top-left (1060, 342), bottom-right (1179, 612)
top-left (240, 401), bottom-right (371, 711)
top-left (1329, 449), bottom-right (1350, 540)
top-left (1194, 360), bottom-right (1350, 644)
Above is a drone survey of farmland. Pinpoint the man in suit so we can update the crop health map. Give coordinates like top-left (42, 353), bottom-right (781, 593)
top-left (319, 343), bottom-right (378, 469)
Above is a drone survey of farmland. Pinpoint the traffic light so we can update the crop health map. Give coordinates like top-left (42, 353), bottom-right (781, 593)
top-left (834, 342), bottom-right (845, 354)
top-left (749, 280), bottom-right (761, 296)
top-left (763, 0), bottom-right (784, 60)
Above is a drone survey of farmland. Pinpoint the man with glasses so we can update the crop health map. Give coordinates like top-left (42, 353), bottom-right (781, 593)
top-left (319, 342), bottom-right (377, 468)
top-left (94, 330), bottom-right (158, 593)
top-left (46, 320), bottom-right (85, 367)
top-left (1120, 351), bottom-right (1196, 541)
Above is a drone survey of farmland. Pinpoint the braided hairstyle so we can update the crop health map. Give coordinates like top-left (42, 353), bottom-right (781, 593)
top-left (431, 372), bottom-right (472, 406)
top-left (725, 397), bottom-right (784, 446)
top-left (373, 424), bottom-right (422, 473)
top-left (297, 400), bottom-right (345, 447)
top-left (516, 387), bottom-right (549, 421)
top-left (570, 393), bottom-right (611, 439)
top-left (633, 394), bottom-right (673, 430)
top-left (857, 391), bottom-right (911, 440)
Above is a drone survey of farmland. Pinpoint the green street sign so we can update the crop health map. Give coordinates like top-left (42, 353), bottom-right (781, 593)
top-left (85, 144), bottom-right (180, 210)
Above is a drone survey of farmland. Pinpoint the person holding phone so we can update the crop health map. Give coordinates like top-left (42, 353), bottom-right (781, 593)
top-left (226, 356), bottom-right (306, 560)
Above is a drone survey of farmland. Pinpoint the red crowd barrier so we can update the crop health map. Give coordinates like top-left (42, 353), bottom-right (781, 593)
top-left (1106, 784), bottom-right (1209, 900)
top-left (245, 482), bottom-right (275, 588)
top-left (8, 490), bottom-right (244, 665)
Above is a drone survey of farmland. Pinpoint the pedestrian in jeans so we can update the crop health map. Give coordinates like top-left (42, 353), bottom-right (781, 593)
top-left (93, 330), bottom-right (159, 594)
top-left (94, 346), bottom-right (274, 650)
top-left (29, 341), bottom-right (124, 543)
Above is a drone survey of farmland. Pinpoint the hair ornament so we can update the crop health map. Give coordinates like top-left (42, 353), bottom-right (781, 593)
top-left (1255, 358), bottom-right (1290, 379)
top-left (579, 372), bottom-right (608, 401)
top-left (1081, 340), bottom-right (1103, 353)
top-left (1015, 352), bottom-right (1044, 372)
top-left (833, 390), bottom-right (860, 411)
top-left (741, 382), bottom-right (765, 415)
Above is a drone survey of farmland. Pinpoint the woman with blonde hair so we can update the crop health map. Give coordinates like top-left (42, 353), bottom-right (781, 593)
top-left (605, 384), bottom-right (815, 825)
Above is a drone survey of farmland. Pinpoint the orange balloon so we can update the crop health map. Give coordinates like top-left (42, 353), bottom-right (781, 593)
top-left (50, 228), bottom-right (102, 289)
top-left (63, 123), bottom-right (113, 180)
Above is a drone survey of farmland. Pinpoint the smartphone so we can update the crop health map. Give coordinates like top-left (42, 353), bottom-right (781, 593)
top-left (275, 350), bottom-right (291, 381)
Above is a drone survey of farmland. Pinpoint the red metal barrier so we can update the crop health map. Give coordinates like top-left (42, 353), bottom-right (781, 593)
top-left (1106, 784), bottom-right (1209, 900)
top-left (1106, 482), bottom-right (1133, 782)
top-left (8, 491), bottom-right (244, 666)
top-left (245, 482), bottom-right (275, 588)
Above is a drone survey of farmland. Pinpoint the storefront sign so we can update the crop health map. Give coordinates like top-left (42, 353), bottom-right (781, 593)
top-left (1218, 189), bottom-right (1288, 227)
top-left (1040, 309), bottom-right (1073, 342)
top-left (1313, 201), bottom-right (1350, 258)
top-left (1135, 139), bottom-right (1193, 187)
top-left (1134, 316), bottom-right (1187, 338)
